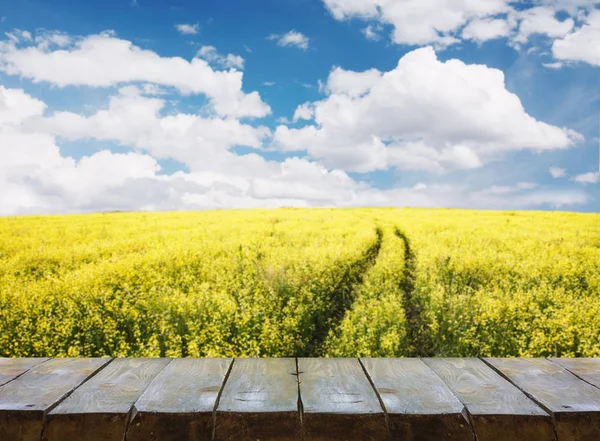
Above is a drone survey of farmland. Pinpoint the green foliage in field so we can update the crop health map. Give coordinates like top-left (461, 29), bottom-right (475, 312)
top-left (324, 225), bottom-right (409, 357)
top-left (1, 208), bottom-right (599, 358)
top-left (0, 210), bottom-right (379, 357)
top-left (400, 209), bottom-right (600, 357)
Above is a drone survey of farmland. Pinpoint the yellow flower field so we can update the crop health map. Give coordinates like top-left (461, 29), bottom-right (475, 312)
top-left (1, 208), bottom-right (598, 357)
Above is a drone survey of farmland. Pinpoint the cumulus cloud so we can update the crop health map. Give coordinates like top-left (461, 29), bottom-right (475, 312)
top-left (175, 24), bottom-right (199, 35)
top-left (552, 9), bottom-right (600, 66)
top-left (292, 102), bottom-right (314, 122)
top-left (0, 30), bottom-right (270, 118)
top-left (1, 85), bottom-right (588, 215)
top-left (197, 45), bottom-right (244, 69)
top-left (549, 166), bottom-right (567, 178)
top-left (462, 17), bottom-right (514, 43)
top-left (362, 25), bottom-right (382, 41)
top-left (321, 0), bottom-right (599, 68)
top-left (273, 47), bottom-right (582, 173)
top-left (31, 86), bottom-right (270, 171)
top-left (572, 171), bottom-right (600, 183)
top-left (514, 7), bottom-right (574, 44)
top-left (543, 61), bottom-right (565, 69)
top-left (321, 0), bottom-right (511, 46)
top-left (0, 85), bottom-right (360, 213)
top-left (268, 30), bottom-right (309, 50)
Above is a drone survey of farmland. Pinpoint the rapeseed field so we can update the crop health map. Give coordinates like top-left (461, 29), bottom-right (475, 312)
top-left (1, 208), bottom-right (598, 358)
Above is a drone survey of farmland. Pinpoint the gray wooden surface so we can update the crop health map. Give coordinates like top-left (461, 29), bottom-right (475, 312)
top-left (298, 358), bottom-right (387, 440)
top-left (215, 358), bottom-right (300, 440)
top-left (0, 358), bottom-right (48, 387)
top-left (361, 358), bottom-right (473, 441)
top-left (0, 357), bottom-right (597, 441)
top-left (43, 358), bottom-right (170, 441)
top-left (486, 358), bottom-right (600, 441)
top-left (424, 358), bottom-right (556, 441)
top-left (0, 358), bottom-right (110, 441)
top-left (126, 358), bottom-right (232, 441)
top-left (550, 358), bottom-right (600, 389)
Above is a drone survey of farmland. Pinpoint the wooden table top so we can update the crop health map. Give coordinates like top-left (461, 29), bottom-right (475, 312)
top-left (0, 357), bottom-right (599, 441)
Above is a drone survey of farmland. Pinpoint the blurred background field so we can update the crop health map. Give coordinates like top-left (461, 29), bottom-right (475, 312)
top-left (1, 208), bottom-right (599, 358)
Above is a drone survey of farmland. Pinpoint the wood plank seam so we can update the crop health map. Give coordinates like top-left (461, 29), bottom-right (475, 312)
top-left (357, 357), bottom-right (392, 441)
top-left (459, 404), bottom-right (478, 441)
top-left (295, 357), bottom-right (303, 430)
top-left (479, 358), bottom-right (560, 441)
top-left (210, 358), bottom-right (236, 441)
top-left (39, 358), bottom-right (115, 441)
top-left (121, 358), bottom-right (174, 441)
top-left (546, 358), bottom-right (600, 392)
top-left (296, 358), bottom-right (306, 441)
top-left (0, 358), bottom-right (50, 388)
top-left (421, 358), bottom-right (479, 441)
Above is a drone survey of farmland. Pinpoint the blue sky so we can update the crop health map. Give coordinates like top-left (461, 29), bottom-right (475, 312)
top-left (0, 0), bottom-right (598, 214)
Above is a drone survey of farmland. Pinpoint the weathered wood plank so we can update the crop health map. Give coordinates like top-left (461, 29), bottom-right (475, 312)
top-left (126, 358), bottom-right (232, 441)
top-left (298, 358), bottom-right (387, 440)
top-left (361, 358), bottom-right (473, 441)
top-left (214, 358), bottom-right (299, 441)
top-left (549, 358), bottom-right (600, 389)
top-left (43, 358), bottom-right (170, 441)
top-left (0, 358), bottom-right (111, 441)
top-left (424, 358), bottom-right (555, 441)
top-left (0, 358), bottom-right (49, 387)
top-left (486, 357), bottom-right (600, 441)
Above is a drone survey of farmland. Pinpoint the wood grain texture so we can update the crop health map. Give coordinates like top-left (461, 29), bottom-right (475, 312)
top-left (43, 358), bottom-right (170, 441)
top-left (549, 358), bottom-right (600, 389)
top-left (0, 358), bottom-right (111, 441)
top-left (362, 358), bottom-right (473, 441)
top-left (214, 358), bottom-right (299, 441)
top-left (424, 358), bottom-right (555, 441)
top-left (298, 358), bottom-right (387, 441)
top-left (0, 358), bottom-right (48, 387)
top-left (486, 357), bottom-right (600, 441)
top-left (126, 358), bottom-right (232, 441)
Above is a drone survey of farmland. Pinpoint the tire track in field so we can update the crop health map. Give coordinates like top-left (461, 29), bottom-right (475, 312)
top-left (307, 227), bottom-right (383, 357)
top-left (394, 228), bottom-right (434, 357)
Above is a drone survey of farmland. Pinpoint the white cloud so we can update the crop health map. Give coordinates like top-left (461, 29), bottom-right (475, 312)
top-left (572, 171), bottom-right (600, 183)
top-left (549, 166), bottom-right (567, 178)
top-left (514, 7), bottom-right (574, 44)
top-left (480, 182), bottom-right (537, 195)
top-left (197, 45), bottom-right (245, 69)
top-left (31, 86), bottom-right (270, 171)
top-left (469, 186), bottom-right (588, 208)
top-left (0, 31), bottom-right (270, 118)
top-left (175, 24), bottom-right (199, 35)
top-left (2, 85), bottom-right (588, 215)
top-left (542, 61), bottom-right (565, 69)
top-left (268, 30), bottom-right (309, 50)
top-left (34, 31), bottom-right (72, 50)
top-left (552, 9), bottom-right (600, 66)
top-left (325, 67), bottom-right (382, 97)
top-left (0, 86), bottom-right (46, 126)
top-left (462, 17), bottom-right (513, 43)
top-left (262, 81), bottom-right (275, 86)
top-left (321, 0), bottom-right (599, 65)
top-left (362, 25), bottom-right (382, 41)
top-left (292, 102), bottom-right (314, 122)
top-left (541, 0), bottom-right (600, 14)
top-left (322, 0), bottom-right (512, 46)
top-left (273, 47), bottom-right (582, 173)
top-left (0, 85), bottom-right (360, 213)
